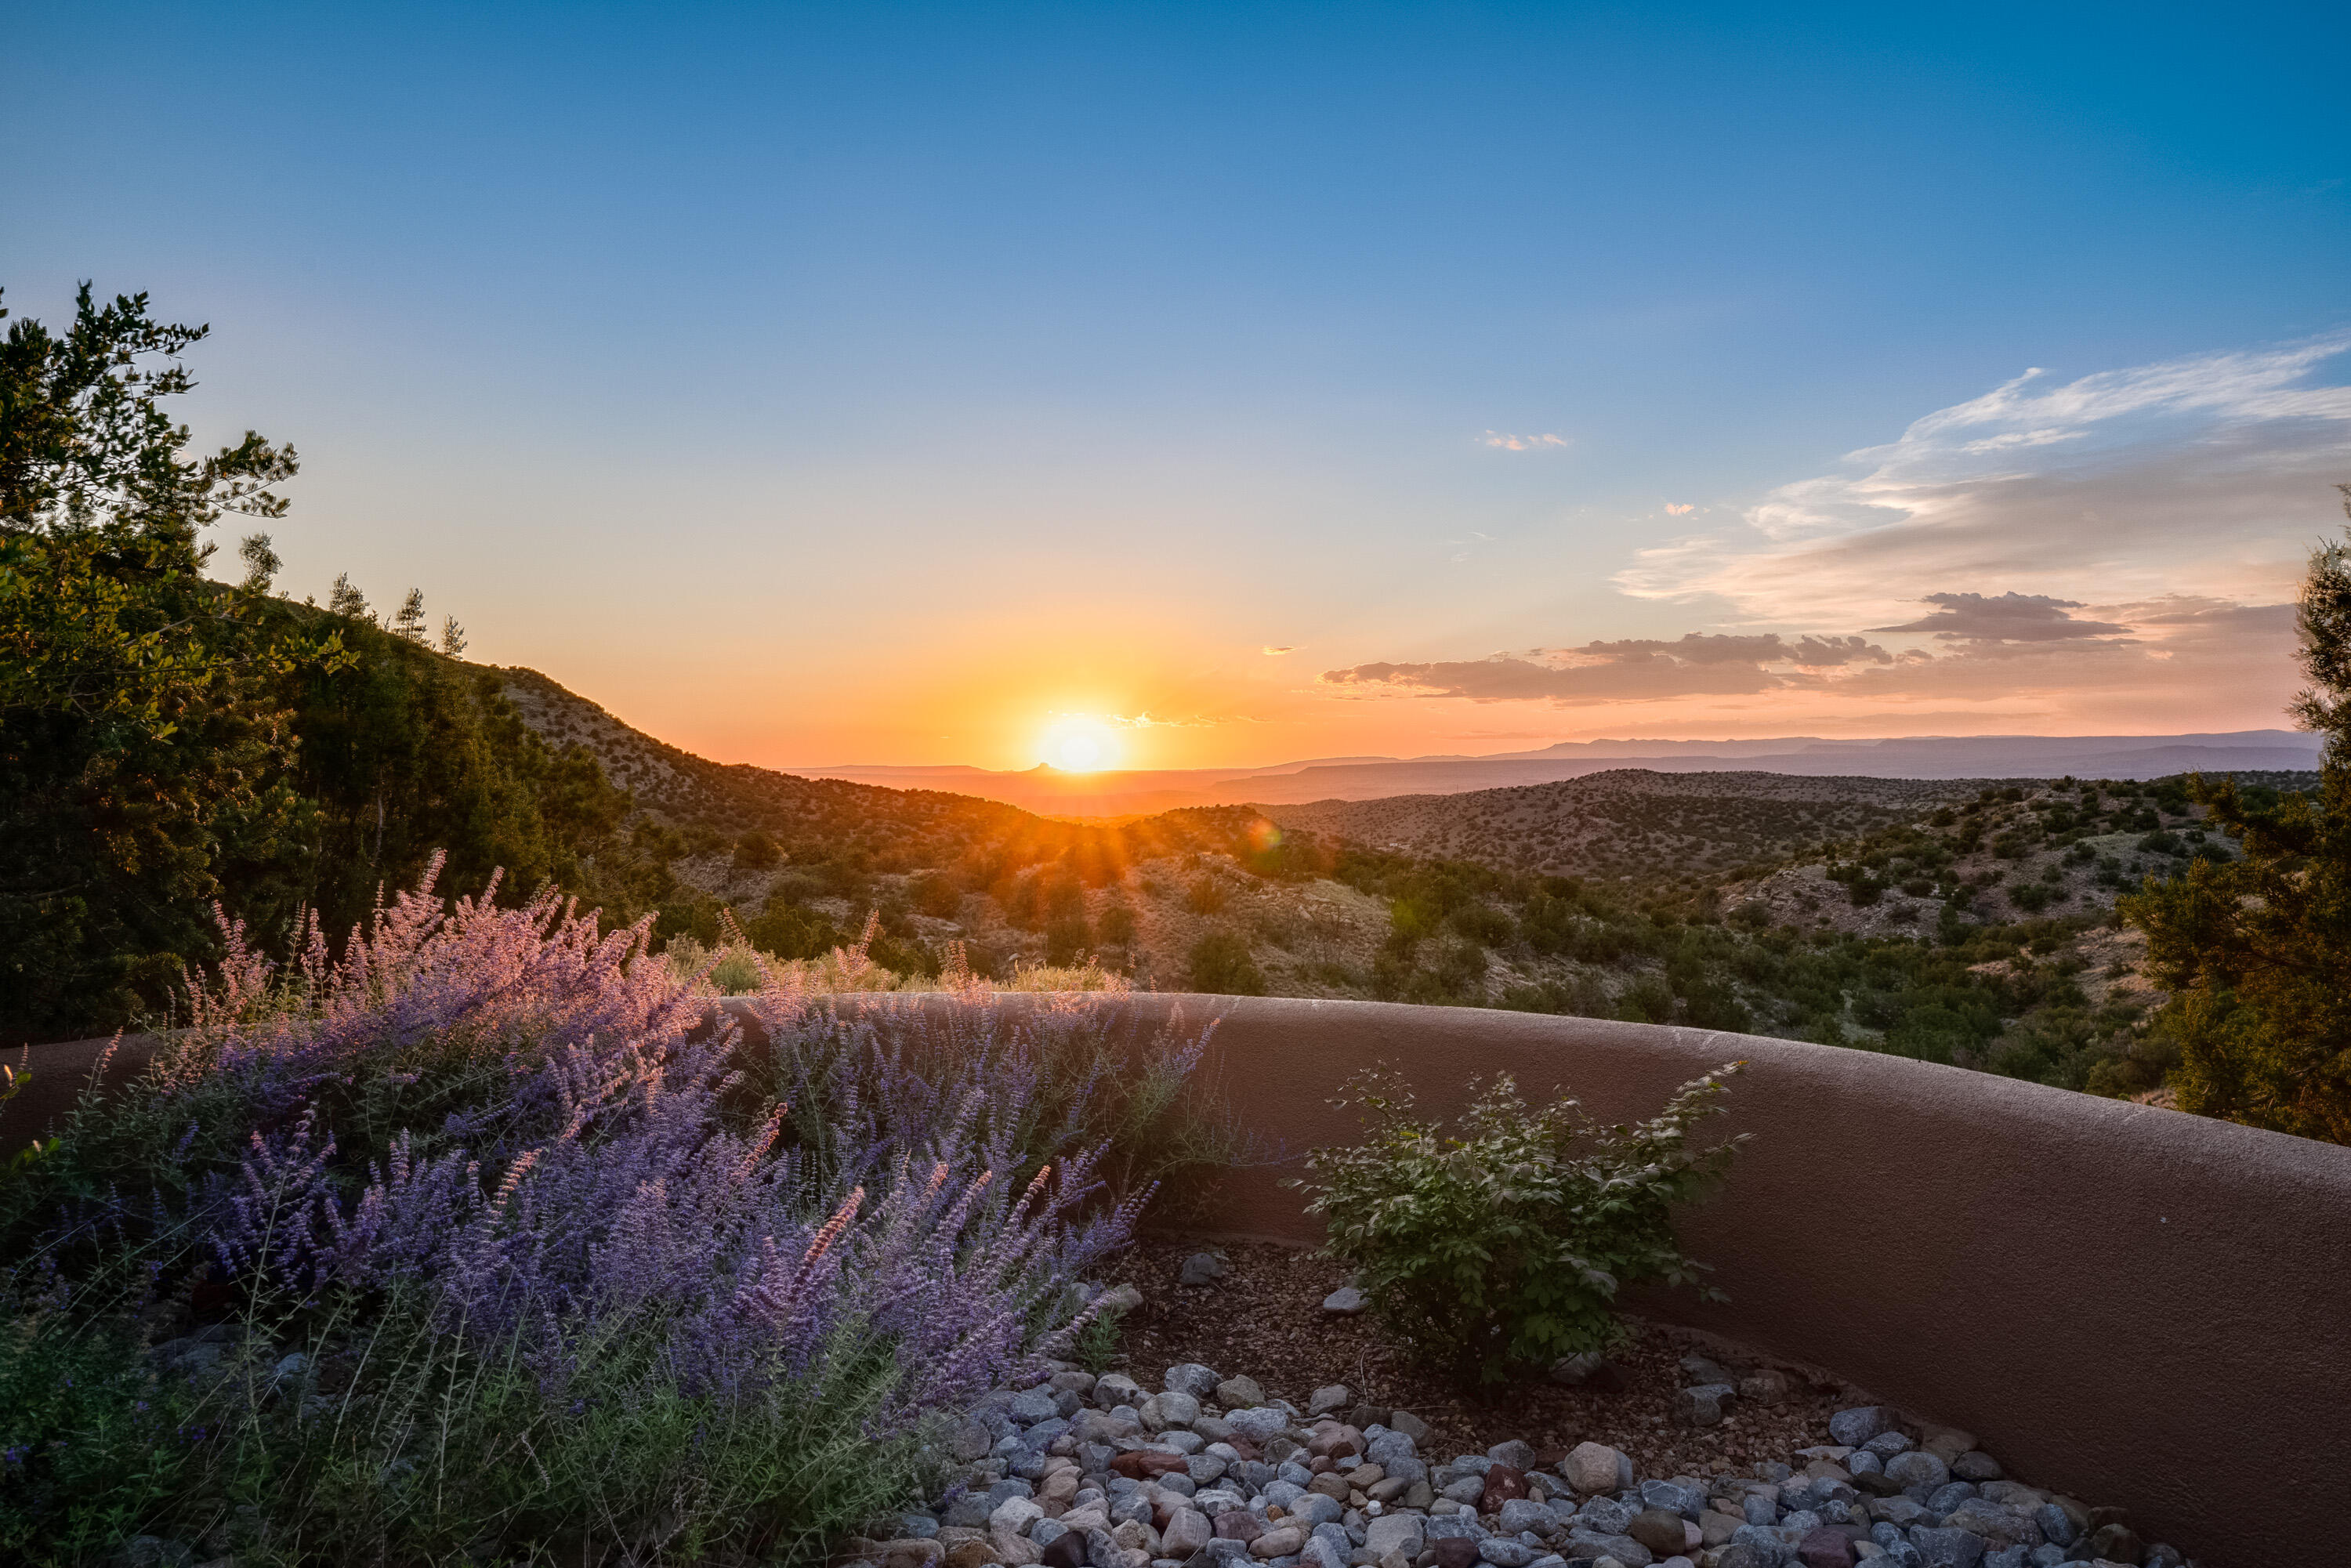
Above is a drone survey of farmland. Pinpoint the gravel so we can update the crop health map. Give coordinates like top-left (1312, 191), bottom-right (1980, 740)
top-left (858, 1261), bottom-right (2198, 1568)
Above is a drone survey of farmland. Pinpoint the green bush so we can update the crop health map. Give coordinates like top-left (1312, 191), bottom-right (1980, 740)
top-left (1186, 929), bottom-right (1264, 995)
top-left (1301, 1065), bottom-right (1743, 1385)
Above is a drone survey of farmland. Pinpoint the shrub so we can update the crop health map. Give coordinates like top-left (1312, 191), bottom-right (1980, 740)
top-left (733, 829), bottom-right (781, 870)
top-left (1186, 929), bottom-right (1265, 996)
top-left (1300, 1065), bottom-right (1744, 1385)
top-left (1184, 877), bottom-right (1228, 916)
top-left (1, 860), bottom-right (1147, 1565)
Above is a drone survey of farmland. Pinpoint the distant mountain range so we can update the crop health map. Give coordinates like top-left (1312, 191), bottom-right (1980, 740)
top-left (792, 731), bottom-right (2323, 815)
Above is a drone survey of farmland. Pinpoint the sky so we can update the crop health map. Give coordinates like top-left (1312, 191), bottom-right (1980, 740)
top-left (5, 2), bottom-right (2348, 770)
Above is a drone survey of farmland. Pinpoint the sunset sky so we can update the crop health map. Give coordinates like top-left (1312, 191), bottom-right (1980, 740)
top-left (7, 2), bottom-right (2348, 770)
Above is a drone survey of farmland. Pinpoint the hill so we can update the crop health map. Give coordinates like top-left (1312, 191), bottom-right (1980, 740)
top-left (1259, 770), bottom-right (1984, 882)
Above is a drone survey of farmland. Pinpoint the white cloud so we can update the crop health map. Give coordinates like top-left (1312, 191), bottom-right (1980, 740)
top-left (1619, 333), bottom-right (2351, 624)
top-left (1481, 431), bottom-right (1570, 451)
top-left (1663, 502), bottom-right (1695, 516)
top-left (1261, 645), bottom-right (1299, 656)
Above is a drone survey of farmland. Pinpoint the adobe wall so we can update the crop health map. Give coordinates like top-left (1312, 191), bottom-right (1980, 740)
top-left (801, 993), bottom-right (2349, 1566)
top-left (14, 998), bottom-right (2347, 1564)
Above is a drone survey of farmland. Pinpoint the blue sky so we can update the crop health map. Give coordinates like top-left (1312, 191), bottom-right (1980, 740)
top-left (5, 2), bottom-right (2347, 766)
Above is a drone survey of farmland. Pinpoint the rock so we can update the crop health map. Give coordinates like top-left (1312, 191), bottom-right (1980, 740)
top-left (1871, 1497), bottom-right (1929, 1529)
top-left (1628, 1512), bottom-right (1687, 1556)
top-left (1828, 1407), bottom-right (1902, 1449)
top-left (1320, 1286), bottom-right (1367, 1314)
top-left (875, 1540), bottom-right (947, 1568)
top-left (1951, 1452), bottom-right (2002, 1483)
top-left (1364, 1515), bottom-right (1426, 1559)
top-left (993, 1524), bottom-right (1045, 1565)
top-left (1388, 1409), bottom-right (1431, 1444)
top-left (1737, 1369), bottom-right (1794, 1407)
top-left (1306, 1472), bottom-right (1350, 1502)
top-left (1701, 1511), bottom-right (1745, 1546)
top-left (1308, 1385), bottom-right (1352, 1418)
top-left (1565, 1534), bottom-right (1652, 1568)
top-left (1179, 1253), bottom-right (1227, 1287)
top-left (1640, 1479), bottom-right (1706, 1518)
top-left (1480, 1465), bottom-right (1529, 1512)
top-left (1714, 1549), bottom-right (1766, 1568)
top-left (1907, 1526), bottom-right (1985, 1568)
top-left (1919, 1429), bottom-right (1977, 1465)
top-left (1563, 1442), bottom-right (1628, 1495)
top-left (1251, 1533), bottom-right (1307, 1568)
top-left (949, 1421), bottom-right (996, 1463)
top-left (1548, 1351), bottom-right (1626, 1389)
top-left (1674, 1385), bottom-right (1735, 1427)
top-left (1431, 1541), bottom-right (1480, 1568)
top-left (1882, 1451), bottom-right (1949, 1490)
top-left (1943, 1505), bottom-right (2038, 1552)
top-left (1096, 1373), bottom-right (1146, 1407)
top-left (1215, 1375), bottom-right (1266, 1408)
top-left (2084, 1523), bottom-right (2143, 1564)
top-left (1012, 1391), bottom-right (1063, 1425)
top-left (1498, 1497), bottom-right (1552, 1534)
top-left (1165, 1363), bottom-right (1223, 1400)
top-left (1678, 1353), bottom-right (1733, 1385)
top-left (1041, 1533), bottom-right (1089, 1568)
top-left (943, 1539), bottom-right (1001, 1568)
top-left (1798, 1528), bottom-right (1857, 1568)
top-left (994, 1497), bottom-right (1047, 1534)
top-left (1485, 1437), bottom-right (1536, 1470)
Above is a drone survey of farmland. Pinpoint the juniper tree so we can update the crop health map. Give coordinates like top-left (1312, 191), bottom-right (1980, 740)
top-left (2124, 484), bottom-right (2351, 1143)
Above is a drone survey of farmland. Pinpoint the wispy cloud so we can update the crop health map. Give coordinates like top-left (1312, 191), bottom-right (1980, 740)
top-left (1617, 333), bottom-right (2351, 624)
top-left (1481, 431), bottom-right (1570, 451)
top-left (1260, 645), bottom-right (1299, 656)
top-left (1320, 633), bottom-right (1895, 704)
top-left (1663, 502), bottom-right (1694, 516)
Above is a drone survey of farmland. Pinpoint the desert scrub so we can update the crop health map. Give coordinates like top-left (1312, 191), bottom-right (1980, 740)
top-left (1299, 1063), bottom-right (1745, 1386)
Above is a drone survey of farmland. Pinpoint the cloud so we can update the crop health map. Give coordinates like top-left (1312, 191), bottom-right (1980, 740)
top-left (1260, 645), bottom-right (1299, 655)
top-left (1867, 591), bottom-right (2129, 643)
top-left (1616, 333), bottom-right (2351, 625)
top-left (1663, 502), bottom-right (1695, 516)
top-left (1320, 632), bottom-right (1895, 705)
top-left (1481, 431), bottom-right (1570, 451)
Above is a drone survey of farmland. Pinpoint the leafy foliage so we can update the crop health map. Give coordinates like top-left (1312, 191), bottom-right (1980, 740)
top-left (1300, 1064), bottom-right (1744, 1385)
top-left (0, 286), bottom-right (350, 1041)
top-left (2125, 487), bottom-right (2351, 1144)
top-left (2, 864), bottom-right (1162, 1563)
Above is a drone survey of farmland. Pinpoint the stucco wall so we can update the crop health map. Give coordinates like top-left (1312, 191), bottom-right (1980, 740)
top-left (12, 998), bottom-right (2346, 1564)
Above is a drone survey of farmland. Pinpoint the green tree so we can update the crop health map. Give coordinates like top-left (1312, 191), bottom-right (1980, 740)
top-left (0, 285), bottom-right (346, 1040)
top-left (2124, 485), bottom-right (2351, 1143)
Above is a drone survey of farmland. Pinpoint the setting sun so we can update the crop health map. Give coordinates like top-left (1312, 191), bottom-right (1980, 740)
top-left (1041, 716), bottom-right (1118, 772)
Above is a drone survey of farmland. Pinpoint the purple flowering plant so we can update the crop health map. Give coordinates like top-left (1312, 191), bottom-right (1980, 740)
top-left (3, 856), bottom-right (1223, 1563)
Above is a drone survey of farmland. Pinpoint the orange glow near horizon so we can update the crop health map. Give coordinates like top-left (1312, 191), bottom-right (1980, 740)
top-left (1038, 715), bottom-right (1121, 773)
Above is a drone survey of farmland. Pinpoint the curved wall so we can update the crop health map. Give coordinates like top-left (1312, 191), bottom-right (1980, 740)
top-left (14, 999), bottom-right (2349, 1565)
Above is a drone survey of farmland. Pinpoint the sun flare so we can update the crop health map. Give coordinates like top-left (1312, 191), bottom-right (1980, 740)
top-left (1041, 716), bottom-right (1118, 772)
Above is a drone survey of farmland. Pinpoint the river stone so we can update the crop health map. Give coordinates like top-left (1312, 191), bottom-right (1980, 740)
top-left (1951, 1452), bottom-right (2003, 1483)
top-left (1478, 1541), bottom-right (1538, 1567)
top-left (1943, 1504), bottom-right (2038, 1551)
top-left (1165, 1363), bottom-right (1222, 1400)
top-left (1908, 1526), bottom-right (1985, 1567)
top-left (1675, 1384), bottom-right (1735, 1426)
top-left (1389, 1410), bottom-right (1431, 1444)
top-left (1563, 1442), bottom-right (1629, 1495)
top-left (1739, 1369), bottom-right (1794, 1406)
top-left (1364, 1515), bottom-right (1425, 1559)
top-left (1431, 1541), bottom-right (1480, 1568)
top-left (1320, 1286), bottom-right (1367, 1314)
top-left (1308, 1385), bottom-right (1352, 1418)
top-left (1215, 1375), bottom-right (1266, 1408)
top-left (1798, 1528), bottom-right (1856, 1568)
top-left (1882, 1452), bottom-right (1949, 1490)
top-left (1628, 1511), bottom-right (1687, 1556)
top-left (1250, 1526), bottom-right (1304, 1560)
top-left (1828, 1408), bottom-right (1902, 1449)
top-left (2085, 1523), bottom-right (2143, 1563)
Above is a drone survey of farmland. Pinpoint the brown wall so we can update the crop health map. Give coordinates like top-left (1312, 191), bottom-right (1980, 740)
top-left (14, 998), bottom-right (2348, 1566)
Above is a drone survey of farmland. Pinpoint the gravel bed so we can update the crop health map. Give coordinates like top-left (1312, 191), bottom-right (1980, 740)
top-left (858, 1248), bottom-right (2196, 1568)
top-left (1097, 1240), bottom-right (1848, 1482)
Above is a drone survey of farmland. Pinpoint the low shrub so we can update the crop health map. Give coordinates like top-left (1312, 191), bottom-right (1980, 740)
top-left (1, 860), bottom-right (1155, 1565)
top-left (1186, 929), bottom-right (1265, 996)
top-left (1299, 1063), bottom-right (1744, 1385)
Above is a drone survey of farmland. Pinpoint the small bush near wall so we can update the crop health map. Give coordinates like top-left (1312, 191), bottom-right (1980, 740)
top-left (1299, 1064), bottom-right (1745, 1386)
